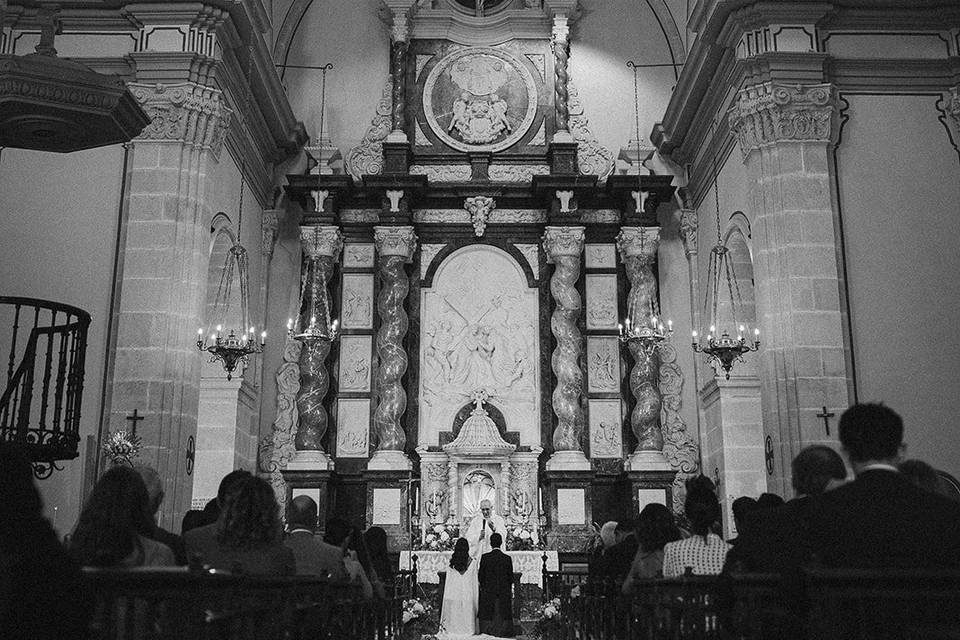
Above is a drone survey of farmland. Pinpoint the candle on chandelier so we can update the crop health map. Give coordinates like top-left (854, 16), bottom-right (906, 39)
top-left (260, 331), bottom-right (267, 345)
top-left (287, 318), bottom-right (293, 331)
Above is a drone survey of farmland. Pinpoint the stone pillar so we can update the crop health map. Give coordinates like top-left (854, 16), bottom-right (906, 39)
top-left (387, 14), bottom-right (409, 143)
top-left (107, 81), bottom-right (230, 527)
top-left (509, 447), bottom-right (542, 531)
top-left (550, 15), bottom-right (572, 142)
top-left (728, 82), bottom-right (852, 494)
top-left (447, 459), bottom-right (459, 524)
top-left (542, 226), bottom-right (589, 471)
top-left (289, 225), bottom-right (342, 470)
top-left (617, 226), bottom-right (672, 471)
top-left (368, 225), bottom-right (417, 470)
top-left (255, 209), bottom-right (280, 391)
top-left (418, 448), bottom-right (449, 527)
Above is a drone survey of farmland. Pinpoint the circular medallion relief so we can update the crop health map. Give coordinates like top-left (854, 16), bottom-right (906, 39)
top-left (422, 48), bottom-right (538, 153)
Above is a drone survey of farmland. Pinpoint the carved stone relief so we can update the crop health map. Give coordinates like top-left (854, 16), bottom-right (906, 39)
top-left (515, 243), bottom-right (540, 276)
top-left (585, 274), bottom-right (618, 330)
top-left (415, 54), bottom-right (434, 81)
top-left (341, 273), bottom-right (374, 329)
top-left (464, 195), bottom-right (495, 236)
top-left (584, 243), bottom-right (616, 270)
top-left (345, 77), bottom-right (393, 179)
top-left (419, 245), bottom-right (540, 448)
top-left (658, 342), bottom-right (699, 515)
top-left (344, 243), bottom-right (375, 269)
top-left (413, 209), bottom-right (546, 224)
top-left (587, 336), bottom-right (620, 393)
top-left (529, 122), bottom-right (546, 146)
top-left (556, 488), bottom-right (585, 525)
top-left (336, 398), bottom-right (371, 458)
top-left (579, 210), bottom-right (621, 224)
top-left (339, 335), bottom-right (372, 392)
top-left (420, 243), bottom-right (445, 279)
top-left (728, 82), bottom-right (838, 158)
top-left (567, 76), bottom-right (615, 181)
top-left (410, 164), bottom-right (472, 181)
top-left (589, 399), bottom-right (623, 458)
top-left (414, 122), bottom-right (432, 146)
top-left (262, 337), bottom-right (302, 514)
top-left (487, 164), bottom-right (550, 182)
top-left (340, 210), bottom-right (380, 224)
top-left (372, 487), bottom-right (402, 525)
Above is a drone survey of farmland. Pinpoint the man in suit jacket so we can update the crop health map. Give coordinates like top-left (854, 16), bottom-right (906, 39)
top-left (478, 532), bottom-right (514, 637)
top-left (283, 496), bottom-right (347, 580)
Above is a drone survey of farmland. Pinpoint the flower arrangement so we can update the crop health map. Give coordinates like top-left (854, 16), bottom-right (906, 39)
top-left (506, 521), bottom-right (540, 551)
top-left (531, 597), bottom-right (562, 640)
top-left (418, 523), bottom-right (460, 551)
top-left (101, 429), bottom-right (142, 466)
top-left (401, 597), bottom-right (431, 625)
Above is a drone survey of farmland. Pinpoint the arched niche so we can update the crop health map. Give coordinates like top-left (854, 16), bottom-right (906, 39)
top-left (418, 244), bottom-right (539, 449)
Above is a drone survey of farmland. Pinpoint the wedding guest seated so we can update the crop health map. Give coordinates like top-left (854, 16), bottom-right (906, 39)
top-left (587, 520), bottom-right (618, 583)
top-left (182, 469), bottom-right (251, 538)
top-left (70, 465), bottom-right (176, 568)
top-left (663, 476), bottom-right (729, 577)
top-left (899, 459), bottom-right (948, 497)
top-left (1, 442), bottom-right (91, 640)
top-left (283, 496), bottom-right (347, 580)
top-left (597, 519), bottom-right (639, 585)
top-left (622, 503), bottom-right (682, 592)
top-left (185, 474), bottom-right (294, 575)
top-left (806, 404), bottom-right (960, 568)
top-left (792, 445), bottom-right (847, 497)
top-left (324, 518), bottom-right (374, 598)
top-left (348, 525), bottom-right (386, 599)
top-left (363, 526), bottom-right (394, 597)
top-left (727, 497), bottom-right (757, 547)
top-left (134, 464), bottom-right (187, 565)
top-left (755, 492), bottom-right (784, 511)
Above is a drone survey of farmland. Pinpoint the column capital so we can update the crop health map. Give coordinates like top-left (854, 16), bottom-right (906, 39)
top-left (299, 225), bottom-right (343, 261)
top-left (728, 82), bottom-right (838, 157)
top-left (616, 226), bottom-right (660, 264)
top-left (128, 82), bottom-right (231, 157)
top-left (374, 225), bottom-right (418, 261)
top-left (542, 225), bottom-right (585, 261)
top-left (679, 209), bottom-right (698, 258)
top-left (390, 14), bottom-right (409, 42)
top-left (551, 15), bottom-right (569, 44)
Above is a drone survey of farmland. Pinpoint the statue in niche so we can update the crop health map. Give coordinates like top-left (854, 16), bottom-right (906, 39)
top-left (511, 488), bottom-right (533, 522)
top-left (424, 488), bottom-right (446, 522)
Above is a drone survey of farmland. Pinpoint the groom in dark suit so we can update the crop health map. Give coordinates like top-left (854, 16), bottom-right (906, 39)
top-left (478, 532), bottom-right (514, 637)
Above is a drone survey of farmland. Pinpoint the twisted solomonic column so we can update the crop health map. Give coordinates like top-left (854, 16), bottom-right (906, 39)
top-left (388, 14), bottom-right (409, 142)
top-left (551, 15), bottom-right (573, 142)
top-left (617, 227), bottom-right (672, 472)
top-left (543, 226), bottom-right (590, 470)
top-left (369, 225), bottom-right (417, 470)
top-left (290, 225), bottom-right (342, 470)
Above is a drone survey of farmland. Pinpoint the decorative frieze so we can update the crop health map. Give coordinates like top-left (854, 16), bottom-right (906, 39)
top-left (374, 225), bottom-right (418, 261)
top-left (413, 209), bottom-right (547, 224)
top-left (488, 164), bottom-right (550, 182)
top-left (410, 164), bottom-right (472, 181)
top-left (728, 82), bottom-right (838, 156)
top-left (129, 82), bottom-right (231, 156)
top-left (578, 210), bottom-right (620, 224)
top-left (340, 209), bottom-right (381, 224)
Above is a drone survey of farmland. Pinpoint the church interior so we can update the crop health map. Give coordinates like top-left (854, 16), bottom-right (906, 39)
top-left (3, 0), bottom-right (960, 636)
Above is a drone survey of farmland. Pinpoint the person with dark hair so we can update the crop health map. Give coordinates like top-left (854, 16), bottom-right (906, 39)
top-left (70, 465), bottom-right (175, 567)
top-left (755, 493), bottom-right (785, 510)
top-left (283, 496), bottom-right (347, 580)
top-left (323, 518), bottom-right (374, 598)
top-left (185, 474), bottom-right (294, 575)
top-left (792, 445), bottom-right (847, 497)
top-left (183, 469), bottom-right (253, 557)
top-left (347, 525), bottom-right (385, 599)
top-left (1, 442), bottom-right (91, 639)
top-left (438, 537), bottom-right (479, 636)
top-left (662, 476), bottom-right (729, 576)
top-left (363, 526), bottom-right (394, 596)
top-left (478, 531), bottom-right (514, 637)
top-left (595, 519), bottom-right (639, 586)
top-left (728, 497), bottom-right (758, 547)
top-left (134, 464), bottom-right (187, 565)
top-left (622, 503), bottom-right (682, 592)
top-left (181, 469), bottom-right (252, 535)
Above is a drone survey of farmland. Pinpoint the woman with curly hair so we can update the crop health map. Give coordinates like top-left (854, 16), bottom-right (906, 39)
top-left (199, 474), bottom-right (294, 575)
top-left (438, 537), bottom-right (479, 636)
top-left (69, 465), bottom-right (175, 567)
top-left (622, 503), bottom-right (682, 591)
top-left (662, 476), bottom-right (730, 577)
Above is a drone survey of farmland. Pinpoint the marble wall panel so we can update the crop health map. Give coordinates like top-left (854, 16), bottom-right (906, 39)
top-left (585, 274), bottom-right (618, 330)
top-left (336, 398), bottom-right (371, 458)
top-left (588, 398), bottom-right (623, 458)
top-left (341, 273), bottom-right (374, 329)
top-left (343, 243), bottom-right (375, 269)
top-left (557, 488), bottom-right (585, 525)
top-left (585, 243), bottom-right (616, 270)
top-left (372, 488), bottom-right (402, 525)
top-left (587, 336), bottom-right (620, 393)
top-left (338, 335), bottom-right (372, 392)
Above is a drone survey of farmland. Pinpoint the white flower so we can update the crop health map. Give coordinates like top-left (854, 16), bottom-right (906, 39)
top-left (543, 605), bottom-right (557, 619)
top-left (570, 585), bottom-right (581, 598)
top-left (429, 540), bottom-right (439, 549)
top-left (402, 611), bottom-right (415, 624)
top-left (425, 533), bottom-right (437, 543)
top-left (413, 602), bottom-right (425, 614)
top-left (513, 526), bottom-right (523, 537)
top-left (519, 530), bottom-right (531, 539)
top-left (433, 524), bottom-right (445, 534)
top-left (439, 531), bottom-right (450, 542)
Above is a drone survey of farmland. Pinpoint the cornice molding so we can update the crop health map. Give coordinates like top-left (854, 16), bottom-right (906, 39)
top-left (128, 81), bottom-right (231, 156)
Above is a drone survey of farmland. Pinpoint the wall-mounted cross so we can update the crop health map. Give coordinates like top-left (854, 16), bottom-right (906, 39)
top-left (817, 406), bottom-right (835, 436)
top-left (125, 409), bottom-right (144, 436)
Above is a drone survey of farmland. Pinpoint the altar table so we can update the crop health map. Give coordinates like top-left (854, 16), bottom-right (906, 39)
top-left (399, 550), bottom-right (559, 585)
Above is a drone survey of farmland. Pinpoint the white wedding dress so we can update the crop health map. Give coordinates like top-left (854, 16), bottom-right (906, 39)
top-left (438, 558), bottom-right (479, 638)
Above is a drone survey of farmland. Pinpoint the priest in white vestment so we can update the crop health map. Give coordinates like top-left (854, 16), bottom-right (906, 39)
top-left (465, 499), bottom-right (507, 559)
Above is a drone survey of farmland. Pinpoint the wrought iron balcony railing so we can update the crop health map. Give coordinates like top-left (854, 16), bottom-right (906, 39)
top-left (0, 297), bottom-right (90, 478)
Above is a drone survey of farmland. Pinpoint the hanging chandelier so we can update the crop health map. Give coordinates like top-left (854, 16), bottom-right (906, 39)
top-left (619, 62), bottom-right (672, 357)
top-left (287, 226), bottom-right (340, 342)
top-left (691, 120), bottom-right (759, 379)
top-left (196, 44), bottom-right (265, 380)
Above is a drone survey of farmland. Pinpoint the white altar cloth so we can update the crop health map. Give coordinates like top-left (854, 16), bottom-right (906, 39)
top-left (399, 550), bottom-right (559, 585)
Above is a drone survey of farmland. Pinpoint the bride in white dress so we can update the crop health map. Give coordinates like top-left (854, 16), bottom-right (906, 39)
top-left (438, 537), bottom-right (479, 638)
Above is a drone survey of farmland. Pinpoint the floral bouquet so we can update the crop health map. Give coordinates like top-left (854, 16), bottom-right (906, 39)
top-left (418, 523), bottom-right (460, 551)
top-left (101, 429), bottom-right (142, 467)
top-left (401, 597), bottom-right (431, 625)
top-left (506, 522), bottom-right (540, 551)
top-left (531, 597), bottom-right (562, 640)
